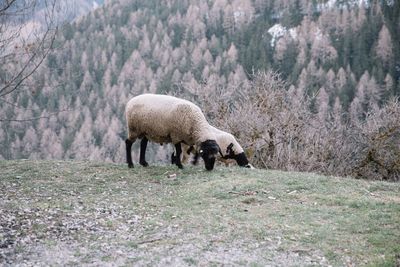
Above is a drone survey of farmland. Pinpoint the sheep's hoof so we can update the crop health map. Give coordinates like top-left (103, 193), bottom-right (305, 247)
top-left (140, 161), bottom-right (149, 167)
top-left (177, 164), bottom-right (183, 169)
top-left (128, 163), bottom-right (134, 168)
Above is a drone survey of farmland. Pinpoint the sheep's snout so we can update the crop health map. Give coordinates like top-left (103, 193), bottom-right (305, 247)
top-left (199, 139), bottom-right (220, 171)
top-left (235, 152), bottom-right (250, 167)
top-left (204, 156), bottom-right (216, 171)
top-left (202, 151), bottom-right (219, 170)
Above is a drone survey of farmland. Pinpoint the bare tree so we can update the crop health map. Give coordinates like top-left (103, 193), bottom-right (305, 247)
top-left (375, 24), bottom-right (393, 67)
top-left (0, 0), bottom-right (58, 98)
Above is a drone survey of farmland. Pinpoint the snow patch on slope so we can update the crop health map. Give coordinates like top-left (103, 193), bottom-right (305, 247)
top-left (317, 0), bottom-right (371, 10)
top-left (267, 24), bottom-right (297, 47)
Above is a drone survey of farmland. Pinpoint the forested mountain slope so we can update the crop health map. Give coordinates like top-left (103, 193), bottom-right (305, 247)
top-left (1, 0), bottom-right (399, 180)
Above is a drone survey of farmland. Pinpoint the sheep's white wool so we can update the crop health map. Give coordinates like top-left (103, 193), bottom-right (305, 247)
top-left (210, 125), bottom-right (244, 155)
top-left (125, 94), bottom-right (216, 145)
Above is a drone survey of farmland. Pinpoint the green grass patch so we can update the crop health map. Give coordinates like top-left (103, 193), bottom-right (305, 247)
top-left (0, 160), bottom-right (399, 266)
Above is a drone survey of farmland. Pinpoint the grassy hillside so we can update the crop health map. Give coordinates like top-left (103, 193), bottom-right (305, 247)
top-left (1, 160), bottom-right (399, 266)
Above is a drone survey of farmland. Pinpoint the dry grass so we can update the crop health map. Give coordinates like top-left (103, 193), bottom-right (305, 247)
top-left (1, 160), bottom-right (399, 266)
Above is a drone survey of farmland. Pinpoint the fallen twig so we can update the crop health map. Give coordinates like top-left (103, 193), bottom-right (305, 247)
top-left (228, 190), bottom-right (258, 196)
top-left (137, 238), bottom-right (163, 245)
top-left (362, 188), bottom-right (379, 197)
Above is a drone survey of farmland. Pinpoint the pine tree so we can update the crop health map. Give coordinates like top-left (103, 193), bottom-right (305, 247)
top-left (22, 126), bottom-right (39, 158)
top-left (384, 74), bottom-right (394, 97)
top-left (316, 87), bottom-right (329, 122)
top-left (223, 5), bottom-right (235, 35)
top-left (40, 129), bottom-right (63, 159)
top-left (375, 24), bottom-right (393, 67)
top-left (310, 34), bottom-right (337, 66)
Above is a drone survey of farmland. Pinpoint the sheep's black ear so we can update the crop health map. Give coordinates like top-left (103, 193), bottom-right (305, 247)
top-left (226, 143), bottom-right (234, 155)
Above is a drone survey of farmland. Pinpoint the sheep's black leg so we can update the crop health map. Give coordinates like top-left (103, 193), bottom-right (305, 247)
top-left (191, 152), bottom-right (200, 165)
top-left (125, 139), bottom-right (134, 168)
top-left (171, 152), bottom-right (177, 164)
top-left (174, 143), bottom-right (183, 169)
top-left (139, 137), bottom-right (149, 167)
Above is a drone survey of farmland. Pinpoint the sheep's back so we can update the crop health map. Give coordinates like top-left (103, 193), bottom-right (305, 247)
top-left (125, 94), bottom-right (205, 144)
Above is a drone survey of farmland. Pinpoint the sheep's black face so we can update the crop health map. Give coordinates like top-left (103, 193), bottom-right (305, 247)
top-left (204, 157), bottom-right (216, 171)
top-left (199, 140), bottom-right (220, 171)
top-left (224, 143), bottom-right (250, 168)
top-left (234, 152), bottom-right (250, 167)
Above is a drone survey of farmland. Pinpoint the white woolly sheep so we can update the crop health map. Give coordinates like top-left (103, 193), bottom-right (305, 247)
top-left (125, 94), bottom-right (220, 170)
top-left (172, 126), bottom-right (253, 168)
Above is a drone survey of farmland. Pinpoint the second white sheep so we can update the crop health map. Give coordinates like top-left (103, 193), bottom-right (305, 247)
top-left (172, 125), bottom-right (253, 168)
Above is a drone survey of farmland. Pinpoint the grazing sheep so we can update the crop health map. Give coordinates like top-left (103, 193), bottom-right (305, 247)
top-left (173, 126), bottom-right (253, 168)
top-left (125, 94), bottom-right (220, 170)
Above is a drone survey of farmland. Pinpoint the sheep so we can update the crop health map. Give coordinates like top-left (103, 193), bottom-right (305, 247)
top-left (172, 126), bottom-right (254, 168)
top-left (125, 93), bottom-right (220, 170)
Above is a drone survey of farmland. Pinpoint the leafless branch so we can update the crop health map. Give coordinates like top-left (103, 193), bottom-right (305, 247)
top-left (0, 27), bottom-right (57, 97)
top-left (0, 0), bottom-right (58, 97)
top-left (0, 108), bottom-right (71, 122)
top-left (0, 0), bottom-right (19, 14)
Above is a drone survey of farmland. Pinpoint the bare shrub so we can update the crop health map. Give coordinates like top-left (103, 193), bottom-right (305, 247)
top-left (351, 99), bottom-right (400, 181)
top-left (226, 71), bottom-right (313, 171)
top-left (181, 71), bottom-right (314, 171)
top-left (180, 70), bottom-right (400, 181)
